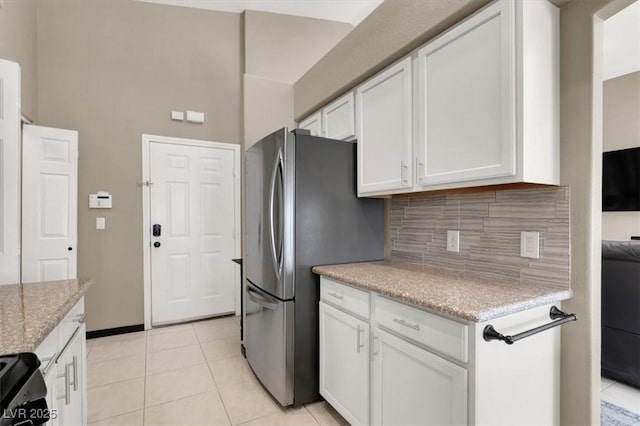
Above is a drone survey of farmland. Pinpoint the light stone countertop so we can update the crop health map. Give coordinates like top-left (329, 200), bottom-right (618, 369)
top-left (0, 278), bottom-right (92, 354)
top-left (312, 261), bottom-right (572, 322)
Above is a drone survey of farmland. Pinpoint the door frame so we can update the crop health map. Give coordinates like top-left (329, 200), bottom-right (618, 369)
top-left (141, 134), bottom-right (241, 330)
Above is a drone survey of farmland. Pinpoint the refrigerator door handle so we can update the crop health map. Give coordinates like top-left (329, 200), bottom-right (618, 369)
top-left (269, 150), bottom-right (284, 280)
top-left (247, 285), bottom-right (279, 311)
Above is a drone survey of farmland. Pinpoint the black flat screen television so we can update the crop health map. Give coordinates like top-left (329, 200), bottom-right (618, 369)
top-left (602, 147), bottom-right (640, 211)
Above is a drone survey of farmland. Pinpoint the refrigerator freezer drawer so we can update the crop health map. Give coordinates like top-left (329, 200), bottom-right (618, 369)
top-left (245, 281), bottom-right (294, 406)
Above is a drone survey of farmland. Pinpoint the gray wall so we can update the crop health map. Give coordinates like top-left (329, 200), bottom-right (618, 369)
top-left (243, 10), bottom-right (351, 148)
top-left (37, 0), bottom-right (243, 331)
top-left (602, 71), bottom-right (640, 241)
top-left (0, 0), bottom-right (38, 120)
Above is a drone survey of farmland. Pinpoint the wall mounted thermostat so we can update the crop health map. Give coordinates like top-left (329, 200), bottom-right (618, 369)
top-left (89, 191), bottom-right (112, 209)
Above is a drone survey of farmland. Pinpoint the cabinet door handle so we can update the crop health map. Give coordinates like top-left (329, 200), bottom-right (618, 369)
top-left (71, 355), bottom-right (78, 391)
top-left (328, 292), bottom-right (343, 300)
top-left (57, 363), bottom-right (71, 406)
top-left (393, 317), bottom-right (420, 331)
top-left (73, 313), bottom-right (86, 323)
top-left (416, 157), bottom-right (424, 183)
top-left (356, 325), bottom-right (365, 353)
top-left (401, 161), bottom-right (409, 184)
top-left (372, 334), bottom-right (379, 359)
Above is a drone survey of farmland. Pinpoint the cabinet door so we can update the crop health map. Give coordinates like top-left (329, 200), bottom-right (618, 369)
top-left (322, 92), bottom-right (355, 141)
top-left (55, 324), bottom-right (86, 426)
top-left (356, 57), bottom-right (413, 195)
top-left (416, 0), bottom-right (515, 186)
top-left (319, 302), bottom-right (369, 426)
top-left (299, 111), bottom-right (323, 137)
top-left (372, 328), bottom-right (467, 426)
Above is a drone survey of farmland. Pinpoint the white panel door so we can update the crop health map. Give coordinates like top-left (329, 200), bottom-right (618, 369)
top-left (299, 111), bottom-right (323, 137)
top-left (416, 0), bottom-right (516, 186)
top-left (322, 92), bottom-right (355, 141)
top-left (150, 142), bottom-right (237, 325)
top-left (22, 125), bottom-right (78, 283)
top-left (319, 302), bottom-right (369, 426)
top-left (372, 328), bottom-right (468, 426)
top-left (356, 56), bottom-right (413, 195)
top-left (0, 59), bottom-right (22, 285)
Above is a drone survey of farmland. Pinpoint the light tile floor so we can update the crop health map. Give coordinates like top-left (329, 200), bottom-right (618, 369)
top-left (601, 376), bottom-right (640, 416)
top-left (86, 316), bottom-right (349, 426)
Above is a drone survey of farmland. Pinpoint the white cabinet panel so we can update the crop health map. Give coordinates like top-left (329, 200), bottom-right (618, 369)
top-left (319, 302), bottom-right (369, 426)
top-left (299, 111), bottom-right (322, 137)
top-left (416, 1), bottom-right (515, 185)
top-left (55, 324), bottom-right (86, 426)
top-left (372, 328), bottom-right (468, 426)
top-left (356, 57), bottom-right (413, 195)
top-left (323, 92), bottom-right (355, 141)
top-left (0, 59), bottom-right (22, 285)
top-left (321, 277), bottom-right (370, 319)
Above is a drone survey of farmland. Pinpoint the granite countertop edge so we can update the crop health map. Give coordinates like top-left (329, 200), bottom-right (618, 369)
top-left (312, 264), bottom-right (573, 322)
top-left (2, 279), bottom-right (93, 354)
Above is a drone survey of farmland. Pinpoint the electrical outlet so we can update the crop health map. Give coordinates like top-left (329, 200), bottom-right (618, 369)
top-left (447, 230), bottom-right (460, 253)
top-left (96, 217), bottom-right (105, 230)
top-left (520, 231), bottom-right (540, 259)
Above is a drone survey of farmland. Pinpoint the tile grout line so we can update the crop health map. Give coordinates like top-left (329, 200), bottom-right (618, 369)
top-left (198, 330), bottom-right (234, 426)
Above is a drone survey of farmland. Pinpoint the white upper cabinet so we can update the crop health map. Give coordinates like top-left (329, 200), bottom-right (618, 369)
top-left (323, 92), bottom-right (355, 141)
top-left (299, 92), bottom-right (356, 141)
top-left (356, 57), bottom-right (413, 195)
top-left (299, 111), bottom-right (323, 137)
top-left (0, 60), bottom-right (22, 285)
top-left (415, 0), bottom-right (559, 189)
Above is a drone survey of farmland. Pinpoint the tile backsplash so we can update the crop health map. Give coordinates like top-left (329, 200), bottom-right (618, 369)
top-left (390, 186), bottom-right (570, 289)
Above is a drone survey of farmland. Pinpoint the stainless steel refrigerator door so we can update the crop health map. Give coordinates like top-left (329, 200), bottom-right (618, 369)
top-left (245, 282), bottom-right (294, 406)
top-left (246, 128), bottom-right (294, 300)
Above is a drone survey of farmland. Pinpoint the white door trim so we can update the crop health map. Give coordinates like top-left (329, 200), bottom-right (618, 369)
top-left (141, 134), bottom-right (241, 330)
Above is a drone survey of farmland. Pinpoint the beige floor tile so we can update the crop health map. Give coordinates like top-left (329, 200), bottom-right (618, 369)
top-left (602, 381), bottom-right (640, 415)
top-left (146, 327), bottom-right (198, 353)
top-left (88, 337), bottom-right (147, 363)
top-left (208, 355), bottom-right (254, 388)
top-left (88, 410), bottom-right (143, 426)
top-left (147, 322), bottom-right (194, 336)
top-left (601, 376), bottom-right (616, 391)
top-left (194, 317), bottom-right (239, 343)
top-left (144, 391), bottom-right (230, 426)
top-left (87, 377), bottom-right (145, 422)
top-left (88, 354), bottom-right (145, 388)
top-left (146, 344), bottom-right (205, 375)
top-left (201, 337), bottom-right (242, 363)
top-left (238, 406), bottom-right (319, 426)
top-left (145, 363), bottom-right (215, 407)
top-left (217, 375), bottom-right (281, 425)
top-left (305, 401), bottom-right (349, 426)
top-left (86, 339), bottom-right (95, 356)
top-left (233, 315), bottom-right (241, 327)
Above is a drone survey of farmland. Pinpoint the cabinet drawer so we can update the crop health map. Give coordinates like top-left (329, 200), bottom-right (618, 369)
top-left (375, 296), bottom-right (468, 363)
top-left (58, 297), bottom-right (85, 350)
top-left (321, 278), bottom-right (370, 319)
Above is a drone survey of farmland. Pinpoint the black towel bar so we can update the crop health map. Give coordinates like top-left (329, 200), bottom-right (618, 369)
top-left (483, 306), bottom-right (577, 345)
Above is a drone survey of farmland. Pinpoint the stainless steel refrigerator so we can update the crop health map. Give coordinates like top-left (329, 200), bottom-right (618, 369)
top-left (245, 128), bottom-right (384, 407)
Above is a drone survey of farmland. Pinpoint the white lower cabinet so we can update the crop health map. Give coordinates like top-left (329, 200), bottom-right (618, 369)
top-left (319, 302), bottom-right (369, 425)
top-left (371, 328), bottom-right (467, 426)
top-left (35, 298), bottom-right (86, 426)
top-left (319, 277), bottom-right (561, 426)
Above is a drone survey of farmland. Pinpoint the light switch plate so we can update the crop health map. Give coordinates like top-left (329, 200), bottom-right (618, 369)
top-left (171, 111), bottom-right (184, 121)
top-left (186, 110), bottom-right (205, 123)
top-left (447, 230), bottom-right (460, 253)
top-left (96, 217), bottom-right (105, 230)
top-left (520, 231), bottom-right (540, 259)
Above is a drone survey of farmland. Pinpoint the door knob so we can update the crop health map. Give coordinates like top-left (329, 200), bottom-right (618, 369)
top-left (153, 242), bottom-right (161, 248)
top-left (68, 247), bottom-right (73, 251)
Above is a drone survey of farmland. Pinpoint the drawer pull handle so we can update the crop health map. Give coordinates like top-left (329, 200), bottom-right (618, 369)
top-left (39, 352), bottom-right (59, 377)
top-left (73, 313), bottom-right (87, 323)
top-left (356, 325), bottom-right (365, 353)
top-left (393, 318), bottom-right (420, 331)
top-left (328, 292), bottom-right (343, 300)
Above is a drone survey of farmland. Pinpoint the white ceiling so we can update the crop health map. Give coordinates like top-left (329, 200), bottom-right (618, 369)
top-left (138, 0), bottom-right (384, 26)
